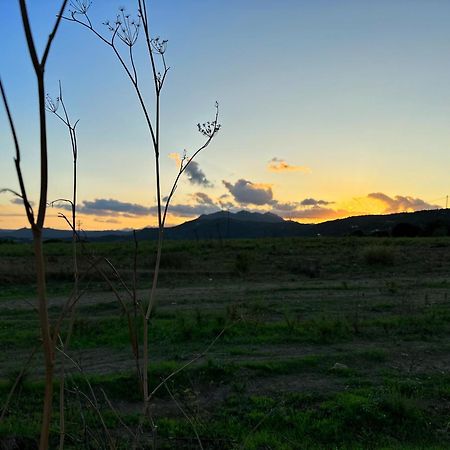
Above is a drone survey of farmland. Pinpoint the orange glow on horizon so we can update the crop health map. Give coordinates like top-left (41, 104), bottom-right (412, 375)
top-left (2, 193), bottom-right (444, 231)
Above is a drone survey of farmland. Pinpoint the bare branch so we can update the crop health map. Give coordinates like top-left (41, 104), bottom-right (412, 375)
top-left (162, 103), bottom-right (221, 229)
top-left (69, 0), bottom-right (91, 16)
top-left (0, 345), bottom-right (38, 422)
top-left (49, 198), bottom-right (74, 207)
top-left (18, 0), bottom-right (40, 72)
top-left (0, 188), bottom-right (22, 199)
top-left (58, 212), bottom-right (75, 232)
top-left (164, 383), bottom-right (204, 450)
top-left (63, 11), bottom-right (157, 147)
top-left (57, 348), bottom-right (116, 449)
top-left (42, 0), bottom-right (70, 67)
top-left (101, 389), bottom-right (135, 438)
top-left (147, 319), bottom-right (236, 401)
top-left (0, 79), bottom-right (35, 225)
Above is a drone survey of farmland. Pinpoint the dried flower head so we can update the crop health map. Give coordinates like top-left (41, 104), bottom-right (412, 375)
top-left (45, 94), bottom-right (59, 114)
top-left (69, 0), bottom-right (91, 16)
top-left (151, 36), bottom-right (168, 55)
top-left (105, 8), bottom-right (141, 46)
top-left (197, 102), bottom-right (221, 137)
top-left (197, 121), bottom-right (221, 138)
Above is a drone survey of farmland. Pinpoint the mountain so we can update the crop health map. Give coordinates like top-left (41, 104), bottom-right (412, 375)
top-left (198, 210), bottom-right (284, 223)
top-left (1, 209), bottom-right (449, 242)
top-left (164, 212), bottom-right (308, 240)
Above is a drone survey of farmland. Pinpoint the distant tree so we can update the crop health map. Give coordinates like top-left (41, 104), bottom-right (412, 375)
top-left (391, 222), bottom-right (422, 237)
top-left (423, 219), bottom-right (449, 237)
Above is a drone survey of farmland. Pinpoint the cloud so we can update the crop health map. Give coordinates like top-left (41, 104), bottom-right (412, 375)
top-left (65, 198), bottom-right (151, 217)
top-left (267, 158), bottom-right (311, 173)
top-left (53, 195), bottom-right (221, 221)
top-left (94, 218), bottom-right (120, 224)
top-left (223, 179), bottom-right (274, 205)
top-left (368, 193), bottom-right (440, 213)
top-left (219, 201), bottom-right (235, 210)
top-left (300, 198), bottom-right (333, 206)
top-left (151, 203), bottom-right (219, 217)
top-left (185, 161), bottom-right (213, 187)
top-left (169, 153), bottom-right (212, 187)
top-left (191, 192), bottom-right (215, 205)
top-left (10, 197), bottom-right (36, 206)
top-left (271, 201), bottom-right (300, 212)
top-left (169, 152), bottom-right (182, 166)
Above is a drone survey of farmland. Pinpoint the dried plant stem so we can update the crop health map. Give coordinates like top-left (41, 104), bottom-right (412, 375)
top-left (65, 3), bottom-right (221, 441)
top-left (59, 349), bottom-right (116, 449)
top-left (0, 345), bottom-right (38, 422)
top-left (46, 82), bottom-right (80, 450)
top-left (164, 383), bottom-right (204, 450)
top-left (33, 232), bottom-right (55, 450)
top-left (1, 2), bottom-right (68, 448)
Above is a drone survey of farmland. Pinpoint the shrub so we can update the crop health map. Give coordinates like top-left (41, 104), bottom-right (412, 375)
top-left (234, 252), bottom-right (251, 275)
top-left (362, 245), bottom-right (395, 266)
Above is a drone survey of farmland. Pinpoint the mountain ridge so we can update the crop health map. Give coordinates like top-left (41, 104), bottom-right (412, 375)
top-left (1, 209), bottom-right (449, 241)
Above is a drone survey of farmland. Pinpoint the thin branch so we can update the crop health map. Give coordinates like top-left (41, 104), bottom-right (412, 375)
top-left (91, 260), bottom-right (142, 368)
top-left (0, 80), bottom-right (22, 164)
top-left (164, 383), bottom-right (204, 450)
top-left (0, 79), bottom-right (35, 225)
top-left (138, 0), bottom-right (159, 96)
top-left (50, 257), bottom-right (101, 345)
top-left (49, 198), bottom-right (74, 207)
top-left (239, 404), bottom-right (280, 450)
top-left (42, 0), bottom-right (70, 66)
top-left (101, 389), bottom-right (135, 438)
top-left (129, 45), bottom-right (138, 84)
top-left (103, 257), bottom-right (138, 306)
top-left (147, 319), bottom-right (237, 402)
top-left (0, 345), bottom-right (38, 422)
top-left (58, 213), bottom-right (76, 234)
top-left (0, 188), bottom-right (22, 199)
top-left (62, 12), bottom-right (157, 146)
top-left (162, 103), bottom-right (220, 228)
top-left (18, 0), bottom-right (40, 72)
top-left (58, 348), bottom-right (116, 449)
top-left (144, 104), bottom-right (220, 320)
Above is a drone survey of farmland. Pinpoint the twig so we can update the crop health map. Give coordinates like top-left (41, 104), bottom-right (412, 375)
top-left (0, 346), bottom-right (38, 422)
top-left (239, 404), bottom-right (279, 449)
top-left (57, 346), bottom-right (116, 449)
top-left (148, 313), bottom-right (237, 402)
top-left (164, 383), bottom-right (204, 450)
top-left (101, 388), bottom-right (135, 438)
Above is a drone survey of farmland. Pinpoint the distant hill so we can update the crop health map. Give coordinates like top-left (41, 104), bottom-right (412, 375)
top-left (313, 209), bottom-right (450, 237)
top-left (1, 209), bottom-right (449, 242)
top-left (198, 210), bottom-right (284, 223)
top-left (0, 227), bottom-right (130, 243)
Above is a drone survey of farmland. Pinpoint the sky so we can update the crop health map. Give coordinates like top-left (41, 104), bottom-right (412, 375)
top-left (1, 0), bottom-right (449, 230)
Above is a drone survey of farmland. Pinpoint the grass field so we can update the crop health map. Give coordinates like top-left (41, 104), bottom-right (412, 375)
top-left (1, 237), bottom-right (450, 449)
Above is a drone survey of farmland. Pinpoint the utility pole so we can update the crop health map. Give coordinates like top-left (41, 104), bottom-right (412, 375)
top-left (446, 195), bottom-right (448, 209)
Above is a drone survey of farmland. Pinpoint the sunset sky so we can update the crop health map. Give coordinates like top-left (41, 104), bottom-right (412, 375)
top-left (1, 0), bottom-right (449, 230)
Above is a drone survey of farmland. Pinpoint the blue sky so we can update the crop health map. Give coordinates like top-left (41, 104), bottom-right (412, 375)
top-left (1, 0), bottom-right (449, 229)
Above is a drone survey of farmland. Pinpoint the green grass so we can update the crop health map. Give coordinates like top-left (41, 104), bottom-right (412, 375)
top-left (1, 237), bottom-right (450, 448)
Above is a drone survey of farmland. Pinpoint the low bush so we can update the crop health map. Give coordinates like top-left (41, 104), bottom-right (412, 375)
top-left (362, 245), bottom-right (395, 266)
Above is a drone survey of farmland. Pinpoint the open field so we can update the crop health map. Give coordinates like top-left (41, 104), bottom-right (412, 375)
top-left (1, 237), bottom-right (450, 449)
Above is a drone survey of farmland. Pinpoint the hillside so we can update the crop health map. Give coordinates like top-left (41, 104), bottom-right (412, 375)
top-left (1, 209), bottom-right (449, 242)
